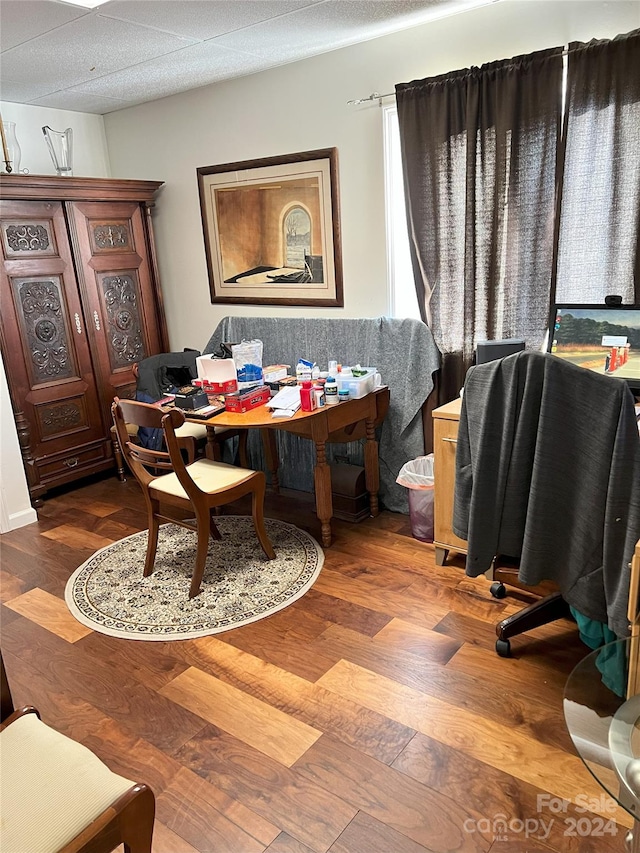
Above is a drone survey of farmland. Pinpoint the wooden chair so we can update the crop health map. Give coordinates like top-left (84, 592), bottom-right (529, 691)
top-left (111, 420), bottom-right (248, 481)
top-left (0, 650), bottom-right (155, 853)
top-left (112, 398), bottom-right (275, 598)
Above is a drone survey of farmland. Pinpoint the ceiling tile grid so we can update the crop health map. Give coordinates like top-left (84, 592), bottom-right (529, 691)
top-left (0, 0), bottom-right (495, 114)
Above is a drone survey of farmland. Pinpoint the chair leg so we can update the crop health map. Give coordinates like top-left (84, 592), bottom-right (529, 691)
top-left (251, 480), bottom-right (276, 560)
top-left (238, 430), bottom-right (249, 468)
top-left (189, 510), bottom-right (211, 598)
top-left (209, 514), bottom-right (222, 540)
top-left (496, 592), bottom-right (571, 642)
top-left (144, 510), bottom-right (160, 578)
top-left (111, 429), bottom-right (127, 482)
top-left (121, 786), bottom-right (155, 853)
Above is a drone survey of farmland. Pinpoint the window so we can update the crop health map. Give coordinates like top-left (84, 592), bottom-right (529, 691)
top-left (383, 105), bottom-right (421, 320)
top-left (284, 206), bottom-right (311, 269)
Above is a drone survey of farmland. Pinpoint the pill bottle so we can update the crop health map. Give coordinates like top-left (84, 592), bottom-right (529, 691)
top-left (300, 381), bottom-right (317, 412)
top-left (313, 384), bottom-right (325, 407)
top-left (338, 388), bottom-right (350, 403)
top-left (324, 376), bottom-right (339, 405)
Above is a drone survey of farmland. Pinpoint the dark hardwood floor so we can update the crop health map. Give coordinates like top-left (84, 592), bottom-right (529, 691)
top-left (0, 473), bottom-right (629, 852)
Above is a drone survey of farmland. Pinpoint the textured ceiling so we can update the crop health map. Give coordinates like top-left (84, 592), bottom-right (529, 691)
top-left (0, 0), bottom-right (496, 115)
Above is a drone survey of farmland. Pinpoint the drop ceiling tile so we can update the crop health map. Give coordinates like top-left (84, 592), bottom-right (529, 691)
top-left (70, 42), bottom-right (268, 103)
top-left (0, 78), bottom-right (57, 104)
top-left (30, 90), bottom-right (128, 115)
top-left (103, 0), bottom-right (323, 40)
top-left (0, 13), bottom-right (197, 93)
top-left (0, 0), bottom-right (88, 51)
top-left (214, 0), bottom-right (466, 58)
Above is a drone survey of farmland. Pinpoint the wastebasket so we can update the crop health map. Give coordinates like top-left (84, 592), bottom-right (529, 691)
top-left (396, 454), bottom-right (435, 543)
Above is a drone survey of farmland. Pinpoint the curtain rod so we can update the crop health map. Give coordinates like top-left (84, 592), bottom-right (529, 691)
top-left (347, 46), bottom-right (579, 106)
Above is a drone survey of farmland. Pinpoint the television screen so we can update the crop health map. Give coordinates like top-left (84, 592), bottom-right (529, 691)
top-left (548, 304), bottom-right (640, 393)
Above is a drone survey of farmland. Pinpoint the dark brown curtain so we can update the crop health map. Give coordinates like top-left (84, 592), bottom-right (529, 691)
top-left (396, 49), bottom-right (563, 402)
top-left (554, 29), bottom-right (640, 303)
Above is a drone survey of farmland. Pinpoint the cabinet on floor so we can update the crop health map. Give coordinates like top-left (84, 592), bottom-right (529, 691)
top-left (0, 175), bottom-right (169, 504)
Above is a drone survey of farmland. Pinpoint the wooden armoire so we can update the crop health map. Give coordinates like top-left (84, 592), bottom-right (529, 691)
top-left (0, 175), bottom-right (169, 505)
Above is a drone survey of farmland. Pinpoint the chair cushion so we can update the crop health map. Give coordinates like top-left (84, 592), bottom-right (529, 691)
top-left (0, 713), bottom-right (135, 853)
top-left (110, 422), bottom-right (139, 439)
top-left (175, 422), bottom-right (208, 441)
top-left (150, 458), bottom-right (254, 500)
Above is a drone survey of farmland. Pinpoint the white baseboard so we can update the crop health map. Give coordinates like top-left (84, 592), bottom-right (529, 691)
top-left (0, 502), bottom-right (37, 533)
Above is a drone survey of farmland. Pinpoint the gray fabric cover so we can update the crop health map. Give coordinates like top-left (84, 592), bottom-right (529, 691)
top-left (203, 316), bottom-right (440, 512)
top-left (453, 350), bottom-right (640, 638)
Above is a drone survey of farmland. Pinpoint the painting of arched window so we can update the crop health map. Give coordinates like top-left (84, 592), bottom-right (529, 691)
top-left (284, 207), bottom-right (311, 268)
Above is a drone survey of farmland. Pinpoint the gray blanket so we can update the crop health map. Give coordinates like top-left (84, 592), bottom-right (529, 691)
top-left (203, 316), bottom-right (440, 512)
top-left (453, 351), bottom-right (640, 638)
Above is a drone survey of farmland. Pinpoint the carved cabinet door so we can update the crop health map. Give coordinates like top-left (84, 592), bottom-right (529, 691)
top-left (67, 200), bottom-right (164, 423)
top-left (0, 200), bottom-right (109, 496)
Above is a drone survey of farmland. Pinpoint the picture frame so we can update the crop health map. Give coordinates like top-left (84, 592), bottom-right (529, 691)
top-left (197, 148), bottom-right (343, 307)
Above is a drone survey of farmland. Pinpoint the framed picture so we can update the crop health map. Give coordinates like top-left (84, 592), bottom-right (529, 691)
top-left (197, 148), bottom-right (343, 307)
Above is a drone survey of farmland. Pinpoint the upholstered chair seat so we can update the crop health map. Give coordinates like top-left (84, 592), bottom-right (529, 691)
top-left (0, 710), bottom-right (154, 853)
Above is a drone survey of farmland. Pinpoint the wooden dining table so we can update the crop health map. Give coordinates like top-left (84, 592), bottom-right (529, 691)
top-left (190, 387), bottom-right (390, 547)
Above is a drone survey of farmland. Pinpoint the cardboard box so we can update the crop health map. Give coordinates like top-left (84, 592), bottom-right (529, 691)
top-left (173, 389), bottom-right (209, 410)
top-left (263, 364), bottom-right (290, 383)
top-left (224, 384), bottom-right (271, 413)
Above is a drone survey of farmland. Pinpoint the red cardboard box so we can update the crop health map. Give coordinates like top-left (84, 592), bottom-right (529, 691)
top-left (224, 385), bottom-right (271, 413)
top-left (194, 377), bottom-right (238, 394)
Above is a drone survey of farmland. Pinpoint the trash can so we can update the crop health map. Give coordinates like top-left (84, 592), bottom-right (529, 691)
top-left (396, 454), bottom-right (435, 543)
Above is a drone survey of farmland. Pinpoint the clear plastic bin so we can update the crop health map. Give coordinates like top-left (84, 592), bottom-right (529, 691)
top-left (336, 369), bottom-right (381, 399)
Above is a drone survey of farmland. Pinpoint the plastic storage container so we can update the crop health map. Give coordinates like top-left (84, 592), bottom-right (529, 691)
top-left (396, 454), bottom-right (435, 542)
top-left (336, 368), bottom-right (381, 399)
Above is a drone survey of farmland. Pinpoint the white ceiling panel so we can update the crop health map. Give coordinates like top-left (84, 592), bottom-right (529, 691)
top-left (0, 0), bottom-right (500, 114)
top-left (31, 90), bottom-right (128, 113)
top-left (213, 0), bottom-right (452, 59)
top-left (0, 0), bottom-right (89, 51)
top-left (69, 42), bottom-right (268, 106)
top-left (1, 13), bottom-right (196, 93)
top-left (103, 0), bottom-right (324, 40)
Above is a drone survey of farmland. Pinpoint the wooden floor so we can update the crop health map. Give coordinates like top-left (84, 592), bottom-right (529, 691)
top-left (0, 473), bottom-right (630, 853)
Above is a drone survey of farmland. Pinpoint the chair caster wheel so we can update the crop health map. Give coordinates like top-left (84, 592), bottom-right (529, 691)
top-left (490, 582), bottom-right (507, 599)
top-left (496, 639), bottom-right (511, 657)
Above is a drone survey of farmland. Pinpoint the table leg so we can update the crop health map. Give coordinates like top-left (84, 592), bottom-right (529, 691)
top-left (205, 426), bottom-right (219, 460)
top-left (364, 416), bottom-right (380, 517)
top-left (627, 826), bottom-right (640, 852)
top-left (260, 429), bottom-right (279, 493)
top-left (314, 438), bottom-right (333, 548)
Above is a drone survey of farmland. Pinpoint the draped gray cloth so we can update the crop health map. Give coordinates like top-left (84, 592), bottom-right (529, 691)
top-left (203, 316), bottom-right (440, 513)
top-left (453, 351), bottom-right (640, 638)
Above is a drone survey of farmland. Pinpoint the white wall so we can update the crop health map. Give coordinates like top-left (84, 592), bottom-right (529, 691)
top-left (0, 102), bottom-right (109, 178)
top-left (1, 0), bottom-right (637, 527)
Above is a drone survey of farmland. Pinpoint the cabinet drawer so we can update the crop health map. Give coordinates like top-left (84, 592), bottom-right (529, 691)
top-left (36, 441), bottom-right (111, 484)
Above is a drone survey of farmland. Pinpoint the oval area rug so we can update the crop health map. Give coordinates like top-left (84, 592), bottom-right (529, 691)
top-left (65, 517), bottom-right (324, 641)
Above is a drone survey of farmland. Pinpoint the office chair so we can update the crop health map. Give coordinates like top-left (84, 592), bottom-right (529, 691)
top-left (453, 351), bottom-right (640, 657)
top-left (112, 398), bottom-right (275, 598)
top-left (1, 650), bottom-right (155, 853)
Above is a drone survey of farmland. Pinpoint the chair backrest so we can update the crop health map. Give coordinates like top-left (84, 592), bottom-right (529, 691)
top-left (112, 398), bottom-right (185, 487)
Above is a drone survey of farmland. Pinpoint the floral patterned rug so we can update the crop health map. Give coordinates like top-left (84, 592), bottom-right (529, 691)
top-left (65, 517), bottom-right (324, 641)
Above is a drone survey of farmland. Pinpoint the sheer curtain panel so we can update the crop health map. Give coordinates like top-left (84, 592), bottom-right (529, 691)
top-left (396, 49), bottom-right (563, 401)
top-left (554, 29), bottom-right (640, 304)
